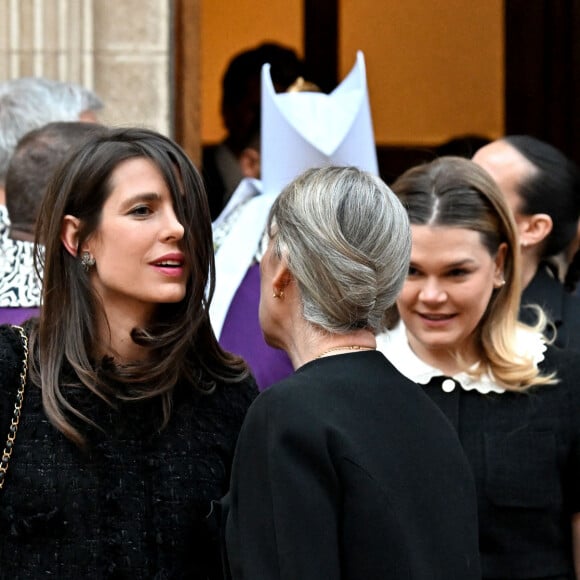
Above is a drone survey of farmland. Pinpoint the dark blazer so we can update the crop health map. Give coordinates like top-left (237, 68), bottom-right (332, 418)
top-left (0, 325), bottom-right (258, 579)
top-left (224, 351), bottom-right (481, 579)
top-left (520, 263), bottom-right (580, 351)
top-left (422, 345), bottom-right (580, 579)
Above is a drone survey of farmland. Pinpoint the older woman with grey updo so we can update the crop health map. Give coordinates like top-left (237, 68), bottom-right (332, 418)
top-left (261, 165), bottom-right (411, 347)
top-left (224, 165), bottom-right (481, 580)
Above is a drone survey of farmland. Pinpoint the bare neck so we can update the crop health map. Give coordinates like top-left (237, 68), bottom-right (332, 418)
top-left (284, 321), bottom-right (377, 370)
top-left (94, 305), bottom-right (153, 363)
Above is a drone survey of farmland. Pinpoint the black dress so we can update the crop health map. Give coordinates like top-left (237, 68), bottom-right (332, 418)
top-left (224, 350), bottom-right (481, 579)
top-left (378, 324), bottom-right (580, 579)
top-left (0, 326), bottom-right (258, 579)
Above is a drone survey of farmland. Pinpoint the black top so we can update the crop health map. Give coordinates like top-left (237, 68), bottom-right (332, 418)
top-left (422, 345), bottom-right (580, 579)
top-left (520, 263), bottom-right (580, 351)
top-left (0, 325), bottom-right (258, 579)
top-left (224, 350), bottom-right (481, 579)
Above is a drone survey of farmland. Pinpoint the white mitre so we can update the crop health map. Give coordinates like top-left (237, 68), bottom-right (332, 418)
top-left (210, 51), bottom-right (378, 337)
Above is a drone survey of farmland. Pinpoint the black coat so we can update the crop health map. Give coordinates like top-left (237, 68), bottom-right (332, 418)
top-left (224, 350), bottom-right (481, 579)
top-left (0, 325), bottom-right (257, 579)
top-left (520, 263), bottom-right (580, 351)
top-left (422, 345), bottom-right (580, 579)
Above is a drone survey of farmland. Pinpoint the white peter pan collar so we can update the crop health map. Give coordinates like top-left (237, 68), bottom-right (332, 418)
top-left (376, 322), bottom-right (546, 395)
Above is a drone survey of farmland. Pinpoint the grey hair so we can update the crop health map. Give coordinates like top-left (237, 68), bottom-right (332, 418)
top-left (0, 77), bottom-right (103, 184)
top-left (268, 165), bottom-right (411, 333)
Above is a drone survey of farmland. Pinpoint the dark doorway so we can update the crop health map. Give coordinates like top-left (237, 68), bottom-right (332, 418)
top-left (505, 0), bottom-right (580, 164)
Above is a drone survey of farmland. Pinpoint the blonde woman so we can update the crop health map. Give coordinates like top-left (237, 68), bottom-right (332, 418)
top-left (377, 156), bottom-right (580, 579)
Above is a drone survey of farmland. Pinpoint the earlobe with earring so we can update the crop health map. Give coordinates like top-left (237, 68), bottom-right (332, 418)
top-left (272, 289), bottom-right (284, 299)
top-left (81, 251), bottom-right (96, 272)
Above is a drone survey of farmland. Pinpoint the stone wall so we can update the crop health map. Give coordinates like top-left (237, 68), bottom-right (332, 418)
top-left (0, 0), bottom-right (173, 136)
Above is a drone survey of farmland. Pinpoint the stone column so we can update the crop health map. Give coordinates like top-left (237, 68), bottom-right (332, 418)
top-left (93, 0), bottom-right (172, 133)
top-left (0, 0), bottom-right (95, 84)
top-left (0, 0), bottom-right (173, 136)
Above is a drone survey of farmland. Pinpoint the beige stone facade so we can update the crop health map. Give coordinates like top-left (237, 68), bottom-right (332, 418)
top-left (0, 0), bottom-right (173, 136)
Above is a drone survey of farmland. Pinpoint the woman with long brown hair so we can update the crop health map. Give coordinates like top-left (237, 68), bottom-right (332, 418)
top-left (0, 127), bottom-right (257, 578)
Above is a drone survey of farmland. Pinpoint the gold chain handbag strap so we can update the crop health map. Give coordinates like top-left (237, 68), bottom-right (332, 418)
top-left (0, 325), bottom-right (29, 490)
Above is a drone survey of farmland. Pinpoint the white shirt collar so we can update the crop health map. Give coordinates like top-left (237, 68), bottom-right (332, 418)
top-left (376, 322), bottom-right (546, 395)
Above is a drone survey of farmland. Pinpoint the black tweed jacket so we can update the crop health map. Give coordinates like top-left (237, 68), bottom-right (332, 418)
top-left (0, 325), bottom-right (257, 579)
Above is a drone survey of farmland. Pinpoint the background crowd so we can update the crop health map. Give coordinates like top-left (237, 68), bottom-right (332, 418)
top-left (0, 40), bottom-right (579, 580)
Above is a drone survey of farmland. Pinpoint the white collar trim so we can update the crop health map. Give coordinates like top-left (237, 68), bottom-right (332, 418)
top-left (376, 322), bottom-right (546, 395)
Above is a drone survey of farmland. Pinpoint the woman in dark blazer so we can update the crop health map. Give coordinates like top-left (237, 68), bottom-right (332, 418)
top-left (223, 166), bottom-right (481, 579)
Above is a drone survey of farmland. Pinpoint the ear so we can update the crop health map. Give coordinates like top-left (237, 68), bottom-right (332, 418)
top-left (493, 242), bottom-right (508, 287)
top-left (61, 215), bottom-right (82, 257)
top-left (239, 147), bottom-right (261, 179)
top-left (518, 213), bottom-right (553, 248)
top-left (271, 258), bottom-right (293, 298)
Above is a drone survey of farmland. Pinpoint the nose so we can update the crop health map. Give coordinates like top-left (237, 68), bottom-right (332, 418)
top-left (418, 277), bottom-right (447, 304)
top-left (161, 206), bottom-right (185, 242)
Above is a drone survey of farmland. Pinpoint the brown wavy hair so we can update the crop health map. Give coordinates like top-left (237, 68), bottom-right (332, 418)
top-left (30, 127), bottom-right (249, 446)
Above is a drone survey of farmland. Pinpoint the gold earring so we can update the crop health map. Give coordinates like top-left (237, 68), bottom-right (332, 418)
top-left (273, 289), bottom-right (284, 299)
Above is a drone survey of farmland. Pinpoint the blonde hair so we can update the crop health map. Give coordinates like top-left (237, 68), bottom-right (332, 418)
top-left (391, 156), bottom-right (554, 391)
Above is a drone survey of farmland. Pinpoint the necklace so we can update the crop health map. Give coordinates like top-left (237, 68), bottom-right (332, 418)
top-left (315, 345), bottom-right (375, 359)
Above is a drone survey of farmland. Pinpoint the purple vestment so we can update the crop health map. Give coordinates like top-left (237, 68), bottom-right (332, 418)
top-left (0, 307), bottom-right (39, 326)
top-left (219, 263), bottom-right (293, 390)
